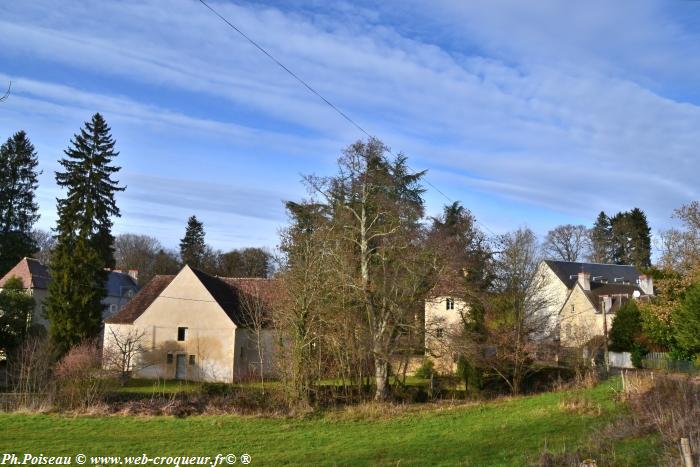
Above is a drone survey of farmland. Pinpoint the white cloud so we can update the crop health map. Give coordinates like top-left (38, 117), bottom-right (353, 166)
top-left (1, 0), bottom-right (698, 245)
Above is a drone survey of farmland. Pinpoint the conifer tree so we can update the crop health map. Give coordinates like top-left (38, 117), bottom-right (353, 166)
top-left (588, 211), bottom-right (612, 263)
top-left (46, 113), bottom-right (124, 353)
top-left (179, 215), bottom-right (206, 268)
top-left (0, 131), bottom-right (40, 275)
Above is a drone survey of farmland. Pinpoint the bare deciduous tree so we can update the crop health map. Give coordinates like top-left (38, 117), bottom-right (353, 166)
top-left (238, 280), bottom-right (274, 394)
top-left (658, 201), bottom-right (700, 275)
top-left (102, 326), bottom-right (148, 384)
top-left (542, 224), bottom-right (590, 262)
top-left (481, 228), bottom-right (555, 395)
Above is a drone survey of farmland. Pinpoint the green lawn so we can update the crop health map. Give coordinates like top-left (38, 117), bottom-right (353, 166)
top-left (0, 379), bottom-right (661, 466)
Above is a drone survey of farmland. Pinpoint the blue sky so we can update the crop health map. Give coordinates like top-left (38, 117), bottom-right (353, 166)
top-left (1, 0), bottom-right (699, 252)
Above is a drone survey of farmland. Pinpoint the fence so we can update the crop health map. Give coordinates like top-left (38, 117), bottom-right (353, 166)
top-left (608, 351), bottom-right (634, 369)
top-left (609, 351), bottom-right (700, 374)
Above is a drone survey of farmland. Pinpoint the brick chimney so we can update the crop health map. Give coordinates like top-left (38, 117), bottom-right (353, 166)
top-left (578, 271), bottom-right (591, 291)
top-left (638, 275), bottom-right (654, 296)
top-left (128, 269), bottom-right (138, 282)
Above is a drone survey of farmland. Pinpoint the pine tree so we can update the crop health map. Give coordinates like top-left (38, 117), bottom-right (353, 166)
top-left (0, 131), bottom-right (40, 276)
top-left (179, 215), bottom-right (206, 268)
top-left (608, 208), bottom-right (652, 268)
top-left (628, 208), bottom-right (652, 268)
top-left (46, 113), bottom-right (125, 353)
top-left (588, 211), bottom-right (612, 263)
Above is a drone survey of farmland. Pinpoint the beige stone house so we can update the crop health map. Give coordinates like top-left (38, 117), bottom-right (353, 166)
top-left (424, 295), bottom-right (469, 372)
top-left (0, 257), bottom-right (138, 329)
top-left (423, 260), bottom-right (655, 371)
top-left (537, 260), bottom-right (654, 347)
top-left (103, 265), bottom-right (278, 382)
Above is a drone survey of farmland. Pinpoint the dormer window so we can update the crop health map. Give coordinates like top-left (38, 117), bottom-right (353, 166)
top-left (446, 298), bottom-right (455, 310)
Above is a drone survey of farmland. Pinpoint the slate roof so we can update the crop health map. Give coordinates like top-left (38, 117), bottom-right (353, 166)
top-left (545, 260), bottom-right (642, 288)
top-left (105, 267), bottom-right (279, 327)
top-left (0, 258), bottom-right (138, 297)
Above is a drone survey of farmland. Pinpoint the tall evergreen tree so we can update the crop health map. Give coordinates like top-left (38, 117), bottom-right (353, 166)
top-left (179, 215), bottom-right (206, 268)
top-left (588, 211), bottom-right (612, 263)
top-left (0, 131), bottom-right (40, 276)
top-left (608, 208), bottom-right (652, 268)
top-left (46, 113), bottom-right (125, 353)
top-left (627, 208), bottom-right (652, 268)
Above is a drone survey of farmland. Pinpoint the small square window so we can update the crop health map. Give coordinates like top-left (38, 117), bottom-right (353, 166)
top-left (109, 304), bottom-right (118, 314)
top-left (177, 327), bottom-right (188, 341)
top-left (189, 355), bottom-right (195, 365)
top-left (166, 353), bottom-right (173, 364)
top-left (446, 298), bottom-right (455, 310)
top-left (436, 328), bottom-right (444, 338)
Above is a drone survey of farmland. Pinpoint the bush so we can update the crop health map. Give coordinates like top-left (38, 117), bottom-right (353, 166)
top-left (414, 359), bottom-right (435, 379)
top-left (673, 282), bottom-right (700, 354)
top-left (609, 300), bottom-right (642, 352)
top-left (630, 344), bottom-right (647, 369)
top-left (54, 341), bottom-right (114, 410)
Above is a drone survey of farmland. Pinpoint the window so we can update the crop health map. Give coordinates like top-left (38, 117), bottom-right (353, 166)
top-left (189, 355), bottom-right (195, 365)
top-left (446, 298), bottom-right (455, 310)
top-left (436, 328), bottom-right (444, 338)
top-left (109, 304), bottom-right (118, 314)
top-left (166, 353), bottom-right (173, 364)
top-left (177, 327), bottom-right (188, 341)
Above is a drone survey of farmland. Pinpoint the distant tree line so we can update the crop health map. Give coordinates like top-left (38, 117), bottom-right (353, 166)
top-left (542, 208), bottom-right (652, 269)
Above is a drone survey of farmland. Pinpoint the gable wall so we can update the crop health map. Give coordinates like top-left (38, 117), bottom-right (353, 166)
top-left (559, 286), bottom-right (609, 347)
top-left (128, 268), bottom-right (237, 382)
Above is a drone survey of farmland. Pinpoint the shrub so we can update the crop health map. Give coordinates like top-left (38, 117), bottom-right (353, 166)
top-left (8, 336), bottom-right (54, 410)
top-left (609, 300), bottom-right (642, 352)
top-left (673, 282), bottom-right (700, 354)
top-left (54, 340), bottom-right (113, 410)
top-left (630, 344), bottom-right (647, 369)
top-left (414, 359), bottom-right (435, 379)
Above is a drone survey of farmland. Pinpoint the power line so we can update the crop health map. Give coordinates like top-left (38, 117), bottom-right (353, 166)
top-left (195, 0), bottom-right (498, 237)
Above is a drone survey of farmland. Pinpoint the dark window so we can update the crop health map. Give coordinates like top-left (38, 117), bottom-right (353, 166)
top-left (177, 327), bottom-right (188, 341)
top-left (446, 298), bottom-right (455, 310)
top-left (436, 328), bottom-right (444, 338)
top-left (166, 353), bottom-right (173, 364)
top-left (189, 355), bottom-right (195, 365)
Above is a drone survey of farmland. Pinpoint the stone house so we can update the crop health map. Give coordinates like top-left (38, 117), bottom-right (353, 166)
top-left (535, 260), bottom-right (654, 347)
top-left (0, 257), bottom-right (139, 329)
top-left (423, 260), bottom-right (655, 371)
top-left (102, 265), bottom-right (278, 382)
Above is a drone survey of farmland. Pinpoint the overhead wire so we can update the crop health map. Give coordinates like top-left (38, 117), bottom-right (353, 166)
top-left (195, 0), bottom-right (498, 237)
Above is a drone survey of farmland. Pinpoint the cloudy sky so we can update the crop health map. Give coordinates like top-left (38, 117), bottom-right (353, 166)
top-left (1, 0), bottom-right (699, 251)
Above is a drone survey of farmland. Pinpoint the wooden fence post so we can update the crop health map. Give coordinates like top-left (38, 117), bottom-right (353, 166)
top-left (681, 437), bottom-right (694, 467)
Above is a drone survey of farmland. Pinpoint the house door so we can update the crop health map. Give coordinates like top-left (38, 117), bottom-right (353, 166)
top-left (175, 354), bottom-right (187, 380)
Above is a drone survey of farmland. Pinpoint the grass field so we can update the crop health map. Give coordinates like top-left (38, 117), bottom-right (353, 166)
top-left (0, 378), bottom-right (661, 466)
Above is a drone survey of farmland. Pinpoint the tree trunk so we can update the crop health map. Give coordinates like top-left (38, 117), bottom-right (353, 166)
top-left (374, 356), bottom-right (389, 401)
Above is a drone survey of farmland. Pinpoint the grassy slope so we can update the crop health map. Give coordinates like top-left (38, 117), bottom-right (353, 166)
top-left (0, 379), bottom-right (660, 466)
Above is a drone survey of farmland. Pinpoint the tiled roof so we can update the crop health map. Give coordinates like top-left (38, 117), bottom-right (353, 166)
top-left (0, 258), bottom-right (138, 297)
top-left (105, 268), bottom-right (280, 327)
top-left (0, 258), bottom-right (50, 289)
top-left (105, 275), bottom-right (175, 324)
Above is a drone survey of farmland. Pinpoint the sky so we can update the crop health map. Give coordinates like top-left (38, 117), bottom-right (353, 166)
top-left (1, 0), bottom-right (699, 252)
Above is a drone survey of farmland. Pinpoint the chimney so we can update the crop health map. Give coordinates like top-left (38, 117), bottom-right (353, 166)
top-left (128, 269), bottom-right (138, 282)
top-left (578, 271), bottom-right (591, 291)
top-left (638, 275), bottom-right (654, 296)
